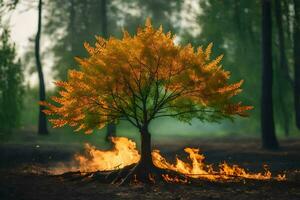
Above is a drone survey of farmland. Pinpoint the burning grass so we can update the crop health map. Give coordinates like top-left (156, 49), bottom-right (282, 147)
top-left (47, 137), bottom-right (286, 184)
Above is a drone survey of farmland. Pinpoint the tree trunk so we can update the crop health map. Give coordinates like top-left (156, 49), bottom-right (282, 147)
top-left (136, 124), bottom-right (154, 181)
top-left (261, 0), bottom-right (278, 149)
top-left (275, 0), bottom-right (291, 136)
top-left (294, 0), bottom-right (300, 130)
top-left (275, 62), bottom-right (290, 136)
top-left (275, 0), bottom-right (293, 85)
top-left (35, 0), bottom-right (48, 135)
top-left (105, 123), bottom-right (116, 141)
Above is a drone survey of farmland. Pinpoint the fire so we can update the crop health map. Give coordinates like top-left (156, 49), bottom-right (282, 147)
top-left (49, 137), bottom-right (285, 182)
top-left (153, 148), bottom-right (278, 181)
top-left (48, 137), bottom-right (140, 175)
top-left (75, 137), bottom-right (140, 172)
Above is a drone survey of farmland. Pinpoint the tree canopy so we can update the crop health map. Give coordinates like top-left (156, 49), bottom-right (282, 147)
top-left (42, 19), bottom-right (252, 134)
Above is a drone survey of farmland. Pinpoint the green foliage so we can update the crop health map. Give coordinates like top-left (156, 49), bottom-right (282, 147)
top-left (181, 0), bottom-right (296, 135)
top-left (43, 0), bottom-right (183, 81)
top-left (20, 86), bottom-right (38, 127)
top-left (121, 0), bottom-right (182, 34)
top-left (44, 0), bottom-right (117, 80)
top-left (0, 28), bottom-right (24, 132)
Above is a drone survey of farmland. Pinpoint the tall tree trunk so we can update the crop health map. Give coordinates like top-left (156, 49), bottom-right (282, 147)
top-left (283, 0), bottom-right (293, 44)
top-left (35, 0), bottom-right (48, 135)
top-left (101, 0), bottom-right (117, 141)
top-left (275, 0), bottom-right (291, 136)
top-left (293, 0), bottom-right (300, 130)
top-left (275, 0), bottom-right (293, 85)
top-left (279, 95), bottom-right (290, 136)
top-left (261, 0), bottom-right (278, 149)
top-left (275, 62), bottom-right (290, 136)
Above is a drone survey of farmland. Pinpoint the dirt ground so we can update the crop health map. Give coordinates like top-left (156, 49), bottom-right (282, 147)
top-left (1, 136), bottom-right (300, 200)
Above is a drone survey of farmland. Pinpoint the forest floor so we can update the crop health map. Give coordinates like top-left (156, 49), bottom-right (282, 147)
top-left (0, 131), bottom-right (300, 200)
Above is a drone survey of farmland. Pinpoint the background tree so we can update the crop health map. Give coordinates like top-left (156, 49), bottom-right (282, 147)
top-left (35, 0), bottom-right (48, 134)
top-left (100, 0), bottom-right (117, 141)
top-left (182, 0), bottom-right (261, 133)
top-left (44, 0), bottom-right (116, 80)
top-left (42, 20), bottom-right (252, 181)
top-left (274, 0), bottom-right (293, 136)
top-left (100, 0), bottom-right (108, 38)
top-left (274, 0), bottom-right (292, 86)
top-left (120, 0), bottom-right (182, 35)
top-left (181, 0), bottom-right (297, 139)
top-left (0, 28), bottom-right (23, 133)
top-left (294, 0), bottom-right (300, 130)
top-left (261, 0), bottom-right (278, 149)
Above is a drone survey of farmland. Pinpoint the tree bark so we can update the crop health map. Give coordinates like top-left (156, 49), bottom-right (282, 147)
top-left (261, 0), bottom-right (278, 149)
top-left (293, 0), bottom-right (300, 130)
top-left (35, 0), bottom-right (48, 135)
top-left (135, 124), bottom-right (154, 181)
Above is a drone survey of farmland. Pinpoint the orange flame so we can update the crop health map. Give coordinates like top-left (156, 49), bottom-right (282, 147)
top-left (75, 137), bottom-right (140, 172)
top-left (49, 137), bottom-right (285, 182)
top-left (152, 148), bottom-right (281, 181)
top-left (48, 137), bottom-right (139, 175)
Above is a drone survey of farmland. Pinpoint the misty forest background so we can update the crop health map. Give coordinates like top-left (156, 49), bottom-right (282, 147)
top-left (1, 0), bottom-right (300, 148)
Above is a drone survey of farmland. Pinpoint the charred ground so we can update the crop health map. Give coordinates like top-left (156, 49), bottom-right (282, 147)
top-left (0, 132), bottom-right (300, 200)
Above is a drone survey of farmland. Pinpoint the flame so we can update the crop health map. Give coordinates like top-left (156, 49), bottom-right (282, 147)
top-left (152, 148), bottom-right (279, 181)
top-left (49, 137), bottom-right (285, 182)
top-left (48, 137), bottom-right (140, 175)
top-left (75, 137), bottom-right (140, 172)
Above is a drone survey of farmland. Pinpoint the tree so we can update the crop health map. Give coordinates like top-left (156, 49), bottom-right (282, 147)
top-left (44, 0), bottom-right (80, 80)
top-left (41, 19), bottom-right (252, 182)
top-left (35, 0), bottom-right (48, 134)
top-left (186, 0), bottom-right (297, 136)
top-left (44, 0), bottom-right (116, 81)
top-left (274, 0), bottom-right (293, 85)
top-left (261, 0), bottom-right (278, 149)
top-left (294, 0), bottom-right (300, 130)
top-left (100, 0), bottom-right (108, 38)
top-left (274, 0), bottom-right (292, 136)
top-left (0, 28), bottom-right (23, 133)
